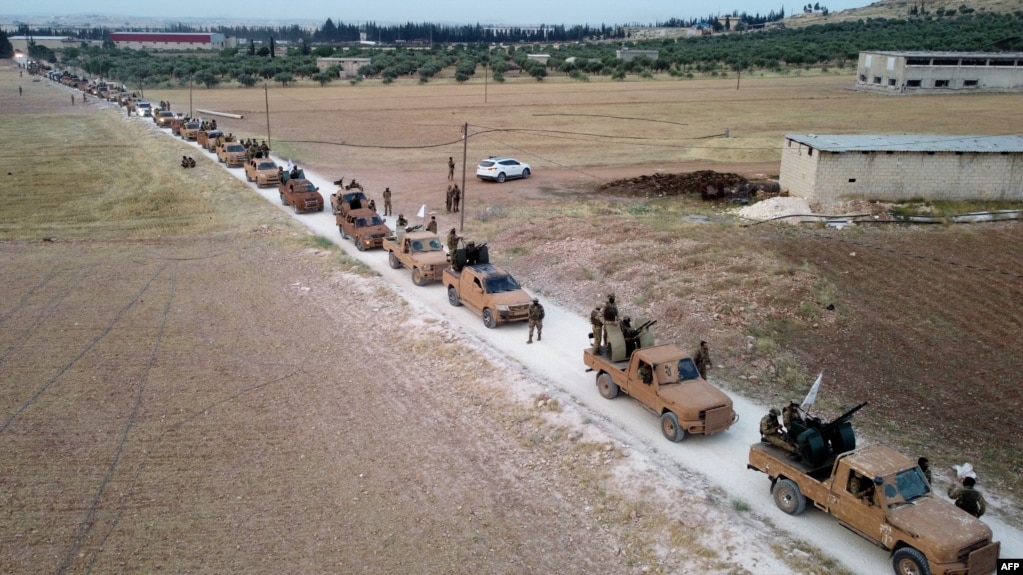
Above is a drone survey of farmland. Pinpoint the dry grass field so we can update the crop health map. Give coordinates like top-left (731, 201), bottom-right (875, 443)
top-left (2, 58), bottom-right (1022, 574)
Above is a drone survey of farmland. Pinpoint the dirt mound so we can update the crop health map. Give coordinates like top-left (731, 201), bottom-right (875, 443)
top-left (597, 170), bottom-right (748, 199)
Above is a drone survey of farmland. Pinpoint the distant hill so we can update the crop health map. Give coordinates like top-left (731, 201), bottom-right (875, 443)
top-left (788, 0), bottom-right (1022, 27)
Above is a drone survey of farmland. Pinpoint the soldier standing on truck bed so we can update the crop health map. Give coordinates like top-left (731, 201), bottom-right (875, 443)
top-left (426, 215), bottom-right (438, 234)
top-left (590, 302), bottom-right (604, 353)
top-left (601, 294), bottom-right (618, 347)
top-left (446, 228), bottom-right (460, 263)
top-left (527, 298), bottom-right (545, 344)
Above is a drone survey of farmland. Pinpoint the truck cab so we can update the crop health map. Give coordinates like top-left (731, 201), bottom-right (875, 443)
top-left (383, 229), bottom-right (448, 286)
top-left (278, 178), bottom-right (324, 214)
top-left (338, 208), bottom-right (390, 251)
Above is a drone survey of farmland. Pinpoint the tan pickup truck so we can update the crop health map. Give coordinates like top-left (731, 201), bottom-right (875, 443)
top-left (197, 129), bottom-right (223, 152)
top-left (583, 327), bottom-right (738, 441)
top-left (443, 244), bottom-right (532, 328)
top-left (383, 227), bottom-right (448, 286)
top-left (216, 141), bottom-right (247, 167)
top-left (180, 119), bottom-right (202, 141)
top-left (278, 176), bottom-right (324, 214)
top-left (748, 442), bottom-right (999, 575)
top-left (338, 208), bottom-right (390, 251)
top-left (244, 158), bottom-right (280, 187)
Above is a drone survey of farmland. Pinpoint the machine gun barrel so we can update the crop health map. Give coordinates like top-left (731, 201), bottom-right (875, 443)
top-left (636, 319), bottom-right (658, 332)
top-left (820, 401), bottom-right (867, 434)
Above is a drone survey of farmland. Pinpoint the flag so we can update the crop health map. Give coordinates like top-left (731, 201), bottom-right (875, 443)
top-left (416, 204), bottom-right (426, 218)
top-left (801, 371), bottom-right (823, 411)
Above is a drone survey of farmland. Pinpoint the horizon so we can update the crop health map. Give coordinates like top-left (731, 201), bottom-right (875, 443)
top-left (2, 0), bottom-right (874, 28)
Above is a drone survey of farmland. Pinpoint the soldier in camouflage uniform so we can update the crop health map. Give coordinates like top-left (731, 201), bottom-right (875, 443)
top-left (446, 228), bottom-right (460, 263)
top-left (601, 294), bottom-right (618, 348)
top-left (948, 476), bottom-right (986, 517)
top-left (693, 340), bottom-right (712, 380)
top-left (760, 408), bottom-right (799, 455)
top-left (590, 303), bottom-right (604, 353)
top-left (527, 298), bottom-right (545, 344)
top-left (382, 187), bottom-right (393, 216)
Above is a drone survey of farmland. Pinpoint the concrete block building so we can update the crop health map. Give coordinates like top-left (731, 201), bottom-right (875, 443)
top-left (855, 51), bottom-right (1023, 93)
top-left (315, 57), bottom-right (371, 78)
top-left (779, 134), bottom-right (1023, 202)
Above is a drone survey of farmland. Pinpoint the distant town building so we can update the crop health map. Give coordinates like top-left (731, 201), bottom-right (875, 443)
top-left (780, 134), bottom-right (1023, 202)
top-left (616, 49), bottom-right (658, 62)
top-left (526, 54), bottom-right (550, 64)
top-left (109, 32), bottom-right (226, 51)
top-left (316, 57), bottom-right (371, 78)
top-left (855, 51), bottom-right (1023, 93)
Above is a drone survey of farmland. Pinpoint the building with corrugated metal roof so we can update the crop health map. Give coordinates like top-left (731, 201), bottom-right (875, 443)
top-left (855, 51), bottom-right (1023, 94)
top-left (779, 134), bottom-right (1023, 202)
top-left (109, 32), bottom-right (226, 51)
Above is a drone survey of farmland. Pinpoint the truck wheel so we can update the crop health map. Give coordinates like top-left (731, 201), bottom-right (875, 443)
top-left (482, 308), bottom-right (497, 329)
top-left (355, 236), bottom-right (365, 251)
top-left (521, 168), bottom-right (531, 179)
top-left (280, 193), bottom-right (287, 206)
top-left (447, 286), bottom-right (461, 307)
top-left (772, 478), bottom-right (807, 515)
top-left (412, 268), bottom-right (426, 286)
top-left (338, 225), bottom-right (344, 236)
top-left (388, 251), bottom-right (402, 269)
top-left (892, 548), bottom-right (931, 575)
top-left (660, 412), bottom-right (685, 442)
top-left (293, 203), bottom-right (301, 214)
top-left (596, 373), bottom-right (619, 399)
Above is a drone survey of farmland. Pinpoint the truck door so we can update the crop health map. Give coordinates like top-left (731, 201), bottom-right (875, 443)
top-left (829, 462), bottom-right (885, 544)
top-left (625, 357), bottom-right (659, 414)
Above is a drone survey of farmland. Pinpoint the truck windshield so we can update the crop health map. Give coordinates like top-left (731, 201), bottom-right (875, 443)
top-left (883, 467), bottom-right (930, 506)
top-left (484, 274), bottom-right (521, 293)
top-left (676, 358), bottom-right (701, 381)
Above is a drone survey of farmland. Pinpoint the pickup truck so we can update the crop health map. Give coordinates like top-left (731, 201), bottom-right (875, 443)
top-left (244, 158), bottom-right (280, 187)
top-left (181, 119), bottom-right (202, 141)
top-left (197, 129), bottom-right (223, 152)
top-left (216, 141), bottom-right (247, 167)
top-left (338, 208), bottom-right (390, 251)
top-left (278, 177), bottom-right (324, 214)
top-left (443, 244), bottom-right (532, 328)
top-left (748, 442), bottom-right (999, 575)
top-left (583, 331), bottom-right (738, 441)
top-left (383, 228), bottom-right (448, 286)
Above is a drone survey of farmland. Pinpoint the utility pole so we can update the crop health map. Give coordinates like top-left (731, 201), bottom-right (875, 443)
top-left (264, 83), bottom-right (271, 152)
top-left (459, 122), bottom-right (468, 231)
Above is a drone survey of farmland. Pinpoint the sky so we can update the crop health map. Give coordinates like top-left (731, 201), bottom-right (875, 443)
top-left (5, 0), bottom-right (875, 27)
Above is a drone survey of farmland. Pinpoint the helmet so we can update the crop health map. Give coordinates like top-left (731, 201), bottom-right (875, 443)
top-left (532, 298), bottom-right (539, 303)
top-left (769, 407), bottom-right (780, 416)
top-left (622, 316), bottom-right (631, 322)
top-left (608, 294), bottom-right (616, 302)
top-left (451, 228), bottom-right (457, 233)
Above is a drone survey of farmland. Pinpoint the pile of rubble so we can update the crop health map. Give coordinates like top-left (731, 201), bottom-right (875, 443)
top-left (597, 170), bottom-right (761, 200)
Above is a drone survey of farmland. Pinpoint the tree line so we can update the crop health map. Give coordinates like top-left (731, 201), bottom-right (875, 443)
top-left (19, 11), bottom-right (1023, 89)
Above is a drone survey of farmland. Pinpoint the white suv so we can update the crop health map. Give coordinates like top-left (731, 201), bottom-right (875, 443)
top-left (476, 157), bottom-right (531, 183)
top-left (134, 101), bottom-right (153, 117)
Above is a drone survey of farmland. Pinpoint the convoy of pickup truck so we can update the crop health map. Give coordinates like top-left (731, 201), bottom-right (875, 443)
top-left (153, 106), bottom-right (1003, 575)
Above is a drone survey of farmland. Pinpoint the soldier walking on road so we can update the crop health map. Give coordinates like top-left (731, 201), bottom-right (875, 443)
top-left (448, 156), bottom-right (455, 180)
top-left (527, 298), bottom-right (545, 344)
top-left (590, 302), bottom-right (604, 353)
top-left (693, 340), bottom-right (712, 380)
top-left (948, 476), bottom-right (986, 518)
top-left (71, 94), bottom-right (75, 105)
top-left (445, 185), bottom-right (453, 213)
top-left (382, 187), bottom-right (393, 216)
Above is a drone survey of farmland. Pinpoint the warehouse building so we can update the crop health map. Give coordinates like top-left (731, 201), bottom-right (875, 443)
top-left (854, 51), bottom-right (1023, 93)
top-left (109, 32), bottom-right (226, 51)
top-left (779, 134), bottom-right (1023, 202)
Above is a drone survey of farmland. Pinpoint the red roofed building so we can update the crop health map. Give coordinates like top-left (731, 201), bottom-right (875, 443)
top-left (110, 32), bottom-right (225, 51)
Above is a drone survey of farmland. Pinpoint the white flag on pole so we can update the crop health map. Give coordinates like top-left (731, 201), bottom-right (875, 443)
top-left (416, 204), bottom-right (426, 218)
top-left (801, 371), bottom-right (823, 411)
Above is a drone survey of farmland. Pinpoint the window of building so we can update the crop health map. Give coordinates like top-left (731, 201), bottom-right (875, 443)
top-left (859, 74), bottom-right (867, 82)
top-left (906, 58), bottom-right (929, 66)
top-left (906, 80), bottom-right (922, 87)
top-left (961, 58), bottom-right (985, 66)
top-left (873, 76), bottom-right (882, 84)
top-left (991, 59), bottom-right (1017, 67)
top-left (848, 178), bottom-right (857, 183)
top-left (888, 78), bottom-right (897, 86)
top-left (934, 80), bottom-right (950, 87)
top-left (963, 80), bottom-right (978, 87)
top-left (932, 58), bottom-right (959, 66)
top-left (808, 148), bottom-right (813, 156)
